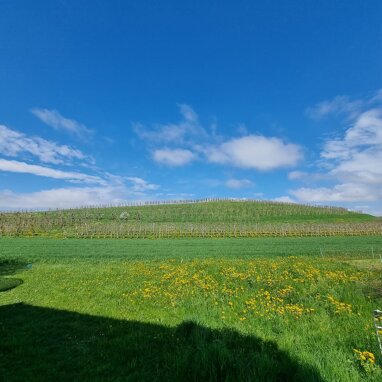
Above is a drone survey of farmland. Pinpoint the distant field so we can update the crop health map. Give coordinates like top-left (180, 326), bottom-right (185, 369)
top-left (1, 236), bottom-right (382, 262)
top-left (1, 236), bottom-right (382, 381)
top-left (1, 200), bottom-right (381, 238)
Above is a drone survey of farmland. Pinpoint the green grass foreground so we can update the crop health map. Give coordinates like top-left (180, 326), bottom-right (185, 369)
top-left (1, 236), bottom-right (382, 381)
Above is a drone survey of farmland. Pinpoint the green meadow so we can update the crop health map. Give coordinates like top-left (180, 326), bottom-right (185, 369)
top-left (1, 234), bottom-right (382, 381)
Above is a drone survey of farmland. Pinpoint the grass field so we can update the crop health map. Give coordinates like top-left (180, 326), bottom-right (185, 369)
top-left (1, 236), bottom-right (382, 381)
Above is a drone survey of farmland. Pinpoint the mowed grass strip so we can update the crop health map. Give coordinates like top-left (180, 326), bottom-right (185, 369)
top-left (1, 236), bottom-right (382, 262)
top-left (1, 237), bottom-right (382, 380)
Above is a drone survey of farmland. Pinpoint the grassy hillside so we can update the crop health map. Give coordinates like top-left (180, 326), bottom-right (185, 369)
top-left (0, 200), bottom-right (380, 238)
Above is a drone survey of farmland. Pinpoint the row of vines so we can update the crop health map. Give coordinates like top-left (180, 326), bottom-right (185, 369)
top-left (0, 200), bottom-right (377, 239)
top-left (1, 222), bottom-right (381, 239)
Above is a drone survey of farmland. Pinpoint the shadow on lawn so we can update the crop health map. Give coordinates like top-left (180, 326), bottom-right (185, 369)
top-left (0, 303), bottom-right (324, 382)
top-left (0, 259), bottom-right (27, 276)
top-left (0, 259), bottom-right (26, 292)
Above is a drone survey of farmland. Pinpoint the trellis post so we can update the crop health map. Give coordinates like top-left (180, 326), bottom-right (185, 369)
top-left (373, 310), bottom-right (382, 358)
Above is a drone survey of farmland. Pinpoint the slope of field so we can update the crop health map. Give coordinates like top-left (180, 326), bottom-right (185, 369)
top-left (1, 237), bottom-right (382, 381)
top-left (1, 200), bottom-right (381, 238)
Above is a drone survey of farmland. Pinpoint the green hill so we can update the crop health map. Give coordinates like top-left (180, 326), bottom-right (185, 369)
top-left (0, 199), bottom-right (380, 238)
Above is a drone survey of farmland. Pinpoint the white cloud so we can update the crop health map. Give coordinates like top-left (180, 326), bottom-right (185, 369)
top-left (0, 187), bottom-right (125, 210)
top-left (225, 178), bottom-right (254, 189)
top-left (134, 105), bottom-right (303, 171)
top-left (0, 125), bottom-right (88, 165)
top-left (126, 177), bottom-right (159, 191)
top-left (346, 109), bottom-right (382, 145)
top-left (291, 183), bottom-right (382, 203)
top-left (322, 109), bottom-right (382, 161)
top-left (31, 108), bottom-right (92, 138)
top-left (0, 158), bottom-right (105, 184)
top-left (0, 119), bottom-right (162, 210)
top-left (288, 171), bottom-right (306, 180)
top-left (0, 173), bottom-right (164, 210)
top-left (330, 148), bottom-right (382, 185)
top-left (321, 108), bottom-right (382, 187)
top-left (152, 148), bottom-right (196, 166)
top-left (0, 177), bottom-right (162, 210)
top-left (178, 103), bottom-right (199, 124)
top-left (133, 104), bottom-right (207, 144)
top-left (288, 170), bottom-right (331, 183)
top-left (292, 96), bottom-right (382, 208)
top-left (206, 135), bottom-right (303, 170)
top-left (274, 196), bottom-right (296, 203)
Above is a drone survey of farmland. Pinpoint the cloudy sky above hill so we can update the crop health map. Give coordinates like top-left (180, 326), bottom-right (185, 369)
top-left (0, 1), bottom-right (381, 215)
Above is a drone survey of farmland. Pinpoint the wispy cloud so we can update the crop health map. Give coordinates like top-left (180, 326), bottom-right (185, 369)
top-left (0, 117), bottom-right (161, 210)
top-left (306, 90), bottom-right (382, 121)
top-left (321, 108), bottom-right (382, 187)
top-left (225, 178), bottom-right (254, 189)
top-left (273, 196), bottom-right (296, 203)
top-left (31, 108), bottom-right (93, 139)
top-left (292, 91), bottom-right (382, 207)
top-left (0, 181), bottom-right (164, 210)
top-left (322, 108), bottom-right (382, 161)
top-left (133, 104), bottom-right (207, 144)
top-left (288, 171), bottom-right (307, 180)
top-left (288, 171), bottom-right (331, 183)
top-left (306, 95), bottom-right (364, 120)
top-left (152, 148), bottom-right (196, 166)
top-left (0, 158), bottom-right (105, 184)
top-left (0, 124), bottom-right (89, 165)
top-left (0, 187), bottom-right (124, 210)
top-left (126, 177), bottom-right (159, 191)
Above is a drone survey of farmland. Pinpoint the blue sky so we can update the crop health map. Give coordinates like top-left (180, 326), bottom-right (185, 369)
top-left (1, 1), bottom-right (382, 214)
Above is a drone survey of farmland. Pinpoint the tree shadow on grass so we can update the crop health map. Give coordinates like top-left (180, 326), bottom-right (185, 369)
top-left (0, 259), bottom-right (27, 276)
top-left (0, 260), bottom-right (26, 292)
top-left (0, 303), bottom-right (324, 382)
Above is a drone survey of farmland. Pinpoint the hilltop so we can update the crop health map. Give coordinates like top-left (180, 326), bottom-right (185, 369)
top-left (0, 199), bottom-right (380, 238)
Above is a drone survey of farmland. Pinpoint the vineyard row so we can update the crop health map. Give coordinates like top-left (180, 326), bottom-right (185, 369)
top-left (1, 222), bottom-right (381, 239)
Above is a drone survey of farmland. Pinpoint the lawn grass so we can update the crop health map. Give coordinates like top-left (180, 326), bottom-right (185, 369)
top-left (1, 236), bottom-right (382, 380)
top-left (1, 236), bottom-right (382, 262)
